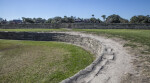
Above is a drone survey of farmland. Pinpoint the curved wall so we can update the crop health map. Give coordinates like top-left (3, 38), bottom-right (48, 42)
top-left (0, 32), bottom-right (103, 83)
top-left (1, 23), bottom-right (150, 29)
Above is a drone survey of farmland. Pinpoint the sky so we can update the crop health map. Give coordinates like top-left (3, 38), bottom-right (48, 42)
top-left (0, 0), bottom-right (150, 20)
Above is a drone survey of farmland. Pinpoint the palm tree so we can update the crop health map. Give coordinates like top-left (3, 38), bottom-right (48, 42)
top-left (22, 17), bottom-right (25, 23)
top-left (101, 15), bottom-right (106, 21)
top-left (92, 14), bottom-right (95, 18)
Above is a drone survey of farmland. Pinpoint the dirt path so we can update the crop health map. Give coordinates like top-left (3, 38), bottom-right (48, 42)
top-left (60, 32), bottom-right (134, 83)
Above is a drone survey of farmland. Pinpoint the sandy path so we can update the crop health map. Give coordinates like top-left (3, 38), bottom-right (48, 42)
top-left (60, 32), bottom-right (134, 83)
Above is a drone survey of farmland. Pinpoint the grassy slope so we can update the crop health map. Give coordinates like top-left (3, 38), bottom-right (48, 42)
top-left (0, 40), bottom-right (94, 83)
top-left (0, 29), bottom-right (68, 32)
top-left (73, 29), bottom-right (150, 53)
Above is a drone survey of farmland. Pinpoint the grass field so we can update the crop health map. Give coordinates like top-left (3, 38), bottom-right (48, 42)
top-left (0, 39), bottom-right (94, 83)
top-left (0, 28), bottom-right (150, 80)
top-left (0, 29), bottom-right (68, 32)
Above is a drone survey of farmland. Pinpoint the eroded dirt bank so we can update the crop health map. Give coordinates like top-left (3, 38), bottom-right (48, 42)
top-left (60, 32), bottom-right (134, 83)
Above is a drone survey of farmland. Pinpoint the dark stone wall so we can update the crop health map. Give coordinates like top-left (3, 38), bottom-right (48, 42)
top-left (0, 31), bottom-right (103, 83)
top-left (0, 23), bottom-right (150, 29)
top-left (0, 31), bottom-right (102, 56)
top-left (0, 32), bottom-right (64, 41)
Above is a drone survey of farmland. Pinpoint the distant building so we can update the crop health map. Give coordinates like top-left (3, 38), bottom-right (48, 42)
top-left (0, 19), bottom-right (7, 24)
top-left (84, 19), bottom-right (91, 23)
top-left (74, 18), bottom-right (92, 23)
top-left (34, 19), bottom-right (46, 23)
top-left (74, 19), bottom-right (83, 23)
top-left (11, 19), bottom-right (22, 24)
top-left (0, 18), bottom-right (3, 22)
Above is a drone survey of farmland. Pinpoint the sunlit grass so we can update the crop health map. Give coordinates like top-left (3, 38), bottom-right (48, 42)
top-left (0, 39), bottom-right (94, 83)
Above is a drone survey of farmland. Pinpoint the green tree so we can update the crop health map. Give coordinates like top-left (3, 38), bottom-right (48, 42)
top-left (34, 18), bottom-right (46, 23)
top-left (68, 16), bottom-right (75, 23)
top-left (51, 17), bottom-right (62, 23)
top-left (62, 16), bottom-right (68, 23)
top-left (106, 14), bottom-right (128, 23)
top-left (120, 18), bottom-right (129, 23)
top-left (22, 17), bottom-right (25, 23)
top-left (92, 14), bottom-right (95, 18)
top-left (90, 18), bottom-right (102, 23)
top-left (46, 18), bottom-right (53, 23)
top-left (22, 17), bottom-right (34, 23)
top-left (130, 15), bottom-right (150, 23)
top-left (106, 14), bottom-right (120, 23)
top-left (101, 15), bottom-right (106, 21)
top-left (62, 16), bottom-right (75, 23)
top-left (97, 18), bottom-right (102, 23)
top-left (90, 18), bottom-right (96, 23)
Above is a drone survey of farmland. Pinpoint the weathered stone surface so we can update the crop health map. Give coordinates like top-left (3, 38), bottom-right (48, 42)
top-left (0, 23), bottom-right (150, 29)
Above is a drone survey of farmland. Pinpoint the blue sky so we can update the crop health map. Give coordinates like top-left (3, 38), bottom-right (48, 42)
top-left (0, 0), bottom-right (150, 20)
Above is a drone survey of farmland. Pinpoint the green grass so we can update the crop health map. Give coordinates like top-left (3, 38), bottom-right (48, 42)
top-left (123, 43), bottom-right (138, 48)
top-left (0, 29), bottom-right (68, 32)
top-left (0, 39), bottom-right (94, 83)
top-left (73, 29), bottom-right (150, 54)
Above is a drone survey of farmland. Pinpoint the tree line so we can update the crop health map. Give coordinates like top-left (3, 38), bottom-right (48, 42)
top-left (0, 14), bottom-right (150, 24)
top-left (21, 16), bottom-right (101, 24)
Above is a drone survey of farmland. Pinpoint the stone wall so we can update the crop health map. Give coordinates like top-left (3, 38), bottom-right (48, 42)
top-left (0, 31), bottom-right (110, 83)
top-left (0, 31), bottom-right (101, 57)
top-left (0, 23), bottom-right (150, 29)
